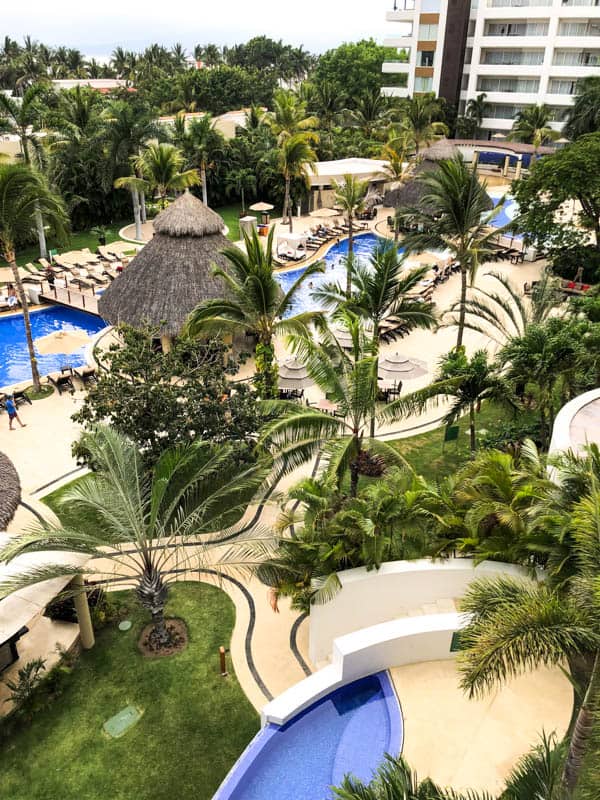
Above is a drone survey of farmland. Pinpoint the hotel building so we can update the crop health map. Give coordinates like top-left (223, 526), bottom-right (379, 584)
top-left (382, 0), bottom-right (600, 134)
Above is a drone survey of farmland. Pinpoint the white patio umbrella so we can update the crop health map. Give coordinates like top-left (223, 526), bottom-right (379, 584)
top-left (249, 202), bottom-right (274, 213)
top-left (35, 329), bottom-right (91, 355)
top-left (278, 356), bottom-right (314, 390)
top-left (378, 351), bottom-right (428, 381)
top-left (309, 208), bottom-right (339, 218)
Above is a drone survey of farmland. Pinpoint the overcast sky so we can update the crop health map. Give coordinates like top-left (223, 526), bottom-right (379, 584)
top-left (4, 0), bottom-right (391, 57)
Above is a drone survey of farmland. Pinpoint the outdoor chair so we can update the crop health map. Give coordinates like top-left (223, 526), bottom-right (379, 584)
top-left (74, 366), bottom-right (97, 387)
top-left (47, 368), bottom-right (74, 395)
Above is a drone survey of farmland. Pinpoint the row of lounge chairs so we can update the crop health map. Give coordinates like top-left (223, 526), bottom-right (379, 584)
top-left (46, 365), bottom-right (97, 394)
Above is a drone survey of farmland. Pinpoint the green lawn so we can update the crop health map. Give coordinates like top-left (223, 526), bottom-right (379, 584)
top-left (388, 402), bottom-right (531, 482)
top-left (0, 583), bottom-right (259, 800)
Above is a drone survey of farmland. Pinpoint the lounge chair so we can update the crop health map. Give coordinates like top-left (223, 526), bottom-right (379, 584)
top-left (47, 368), bottom-right (74, 395)
top-left (73, 366), bottom-right (97, 386)
top-left (18, 266), bottom-right (44, 285)
top-left (38, 257), bottom-right (52, 270)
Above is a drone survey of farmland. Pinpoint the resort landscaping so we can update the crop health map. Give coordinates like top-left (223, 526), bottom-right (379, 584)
top-left (2, 27), bottom-right (600, 800)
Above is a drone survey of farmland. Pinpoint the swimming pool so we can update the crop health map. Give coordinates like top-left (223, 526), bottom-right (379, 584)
top-left (275, 233), bottom-right (403, 316)
top-left (214, 672), bottom-right (402, 800)
top-left (489, 192), bottom-right (522, 239)
top-left (0, 306), bottom-right (107, 389)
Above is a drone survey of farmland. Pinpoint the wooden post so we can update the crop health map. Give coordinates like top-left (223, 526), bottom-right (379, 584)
top-left (219, 646), bottom-right (228, 677)
top-left (72, 574), bottom-right (95, 650)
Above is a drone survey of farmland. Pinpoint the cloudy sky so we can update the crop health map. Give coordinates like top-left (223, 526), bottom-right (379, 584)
top-left (4, 0), bottom-right (391, 56)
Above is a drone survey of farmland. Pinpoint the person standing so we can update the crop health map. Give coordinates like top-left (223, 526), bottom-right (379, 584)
top-left (5, 395), bottom-right (26, 430)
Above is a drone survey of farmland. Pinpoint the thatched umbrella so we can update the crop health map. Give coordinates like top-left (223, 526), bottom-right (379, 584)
top-left (0, 452), bottom-right (21, 530)
top-left (99, 192), bottom-right (231, 340)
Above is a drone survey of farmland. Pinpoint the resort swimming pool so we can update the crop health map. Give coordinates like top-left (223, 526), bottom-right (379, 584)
top-left (275, 233), bottom-right (403, 316)
top-left (214, 672), bottom-right (402, 800)
top-left (0, 306), bottom-right (107, 389)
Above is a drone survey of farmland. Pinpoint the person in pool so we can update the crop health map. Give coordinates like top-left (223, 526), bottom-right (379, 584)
top-left (4, 394), bottom-right (27, 430)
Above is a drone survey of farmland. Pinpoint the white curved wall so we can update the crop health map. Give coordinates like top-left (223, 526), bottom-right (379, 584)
top-left (309, 559), bottom-right (528, 664)
top-left (549, 387), bottom-right (600, 460)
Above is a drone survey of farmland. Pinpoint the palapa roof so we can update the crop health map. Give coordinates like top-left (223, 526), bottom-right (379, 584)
top-left (99, 192), bottom-right (231, 336)
top-left (384, 148), bottom-right (493, 213)
top-left (0, 452), bottom-right (21, 530)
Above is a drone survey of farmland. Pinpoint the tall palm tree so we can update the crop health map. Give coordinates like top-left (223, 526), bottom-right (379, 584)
top-left (278, 132), bottom-right (318, 232)
top-left (0, 163), bottom-right (68, 391)
top-left (0, 84), bottom-right (50, 257)
top-left (399, 94), bottom-right (448, 154)
top-left (0, 427), bottom-right (270, 648)
top-left (445, 270), bottom-right (561, 346)
top-left (266, 88), bottom-right (318, 143)
top-left (510, 104), bottom-right (559, 152)
top-left (396, 155), bottom-right (507, 347)
top-left (308, 80), bottom-right (346, 132)
top-left (113, 173), bottom-right (149, 241)
top-left (332, 174), bottom-right (369, 298)
top-left (224, 166), bottom-right (256, 215)
top-left (382, 348), bottom-right (515, 452)
top-left (258, 313), bottom-right (407, 496)
top-left (346, 89), bottom-right (393, 140)
top-left (186, 114), bottom-right (224, 205)
top-left (135, 143), bottom-right (200, 207)
top-left (185, 227), bottom-right (324, 398)
top-left (565, 75), bottom-right (600, 140)
top-left (465, 92), bottom-right (489, 138)
top-left (458, 482), bottom-right (600, 795)
top-left (313, 239), bottom-right (437, 435)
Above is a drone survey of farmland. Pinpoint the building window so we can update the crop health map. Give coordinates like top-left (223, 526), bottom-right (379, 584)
top-left (418, 22), bottom-right (439, 39)
top-left (414, 76), bottom-right (434, 92)
top-left (485, 21), bottom-right (549, 36)
top-left (482, 49), bottom-right (544, 65)
top-left (477, 76), bottom-right (540, 92)
top-left (548, 78), bottom-right (579, 94)
top-left (553, 49), bottom-right (600, 66)
top-left (468, 20), bottom-right (476, 36)
top-left (464, 47), bottom-right (473, 64)
top-left (558, 20), bottom-right (600, 35)
top-left (420, 50), bottom-right (435, 66)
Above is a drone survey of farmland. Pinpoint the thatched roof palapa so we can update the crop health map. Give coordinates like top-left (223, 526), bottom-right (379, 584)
top-left (0, 452), bottom-right (21, 530)
top-left (99, 192), bottom-right (232, 336)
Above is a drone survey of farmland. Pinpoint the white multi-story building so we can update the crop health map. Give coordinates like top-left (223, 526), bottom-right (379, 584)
top-left (383, 0), bottom-right (600, 135)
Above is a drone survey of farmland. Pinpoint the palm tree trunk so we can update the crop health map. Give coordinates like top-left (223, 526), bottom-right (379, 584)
top-left (35, 205), bottom-right (48, 259)
top-left (136, 568), bottom-right (172, 647)
top-left (346, 216), bottom-right (354, 299)
top-left (131, 188), bottom-right (142, 241)
top-left (241, 186), bottom-right (246, 215)
top-left (469, 401), bottom-right (476, 452)
top-left (370, 329), bottom-right (379, 439)
top-left (201, 165), bottom-right (208, 205)
top-left (140, 191), bottom-right (147, 224)
top-left (350, 458), bottom-right (360, 498)
top-left (562, 650), bottom-right (600, 795)
top-left (9, 254), bottom-right (42, 391)
top-left (457, 265), bottom-right (468, 348)
top-left (283, 176), bottom-right (292, 231)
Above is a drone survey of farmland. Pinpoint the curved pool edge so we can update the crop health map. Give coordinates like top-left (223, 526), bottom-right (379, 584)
top-left (272, 229), bottom-right (375, 275)
top-left (212, 671), bottom-right (403, 800)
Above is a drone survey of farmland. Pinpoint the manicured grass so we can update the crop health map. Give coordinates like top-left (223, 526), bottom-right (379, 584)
top-left (216, 203), bottom-right (243, 242)
top-left (15, 222), bottom-right (129, 268)
top-left (388, 402), bottom-right (532, 482)
top-left (0, 583), bottom-right (259, 800)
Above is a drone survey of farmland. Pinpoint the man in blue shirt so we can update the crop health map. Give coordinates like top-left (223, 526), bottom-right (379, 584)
top-left (5, 395), bottom-right (26, 431)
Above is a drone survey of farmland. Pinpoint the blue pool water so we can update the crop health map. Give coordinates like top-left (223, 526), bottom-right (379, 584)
top-left (0, 306), bottom-right (107, 389)
top-left (489, 194), bottom-right (523, 240)
top-left (214, 672), bottom-right (402, 800)
top-left (276, 233), bottom-right (403, 316)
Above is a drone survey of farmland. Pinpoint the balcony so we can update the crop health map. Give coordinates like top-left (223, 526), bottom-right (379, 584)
top-left (553, 49), bottom-right (600, 65)
top-left (484, 21), bottom-right (549, 35)
top-left (488, 0), bottom-right (552, 6)
top-left (558, 21), bottom-right (600, 36)
top-left (381, 86), bottom-right (410, 98)
top-left (387, 2), bottom-right (416, 21)
top-left (383, 60), bottom-right (412, 73)
top-left (560, 0), bottom-right (600, 6)
top-left (481, 49), bottom-right (545, 65)
top-left (384, 33), bottom-right (414, 47)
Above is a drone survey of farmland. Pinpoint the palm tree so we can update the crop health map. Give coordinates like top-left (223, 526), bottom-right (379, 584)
top-left (135, 143), bottom-right (200, 207)
top-left (396, 155), bottom-right (507, 347)
top-left (565, 75), bottom-right (600, 140)
top-left (313, 239), bottom-right (437, 434)
top-left (258, 313), bottom-right (407, 496)
top-left (308, 80), bottom-right (346, 132)
top-left (278, 132), bottom-right (318, 232)
top-left (346, 89), bottom-right (393, 140)
top-left (0, 427), bottom-right (269, 649)
top-left (186, 114), bottom-right (224, 205)
top-left (185, 227), bottom-right (324, 398)
top-left (266, 88), bottom-right (318, 143)
top-left (334, 754), bottom-right (492, 800)
top-left (0, 84), bottom-right (50, 257)
top-left (510, 105), bottom-right (559, 152)
top-left (332, 174), bottom-right (369, 297)
top-left (382, 348), bottom-right (515, 452)
top-left (113, 173), bottom-right (148, 241)
top-left (445, 270), bottom-right (561, 346)
top-left (399, 94), bottom-right (448, 154)
top-left (458, 481), bottom-right (600, 795)
top-left (224, 166), bottom-right (256, 215)
top-left (465, 93), bottom-right (488, 138)
top-left (0, 163), bottom-right (68, 391)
